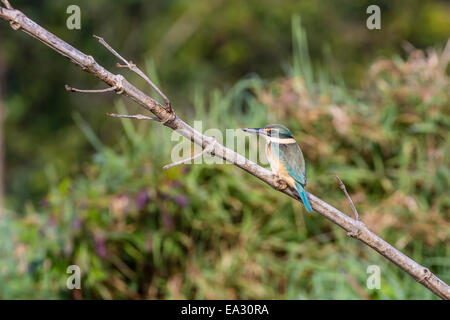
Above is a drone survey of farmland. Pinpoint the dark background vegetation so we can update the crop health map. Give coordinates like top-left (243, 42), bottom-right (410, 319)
top-left (0, 0), bottom-right (448, 299)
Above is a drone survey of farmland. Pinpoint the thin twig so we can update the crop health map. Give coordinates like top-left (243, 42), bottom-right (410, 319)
top-left (335, 174), bottom-right (360, 221)
top-left (93, 35), bottom-right (172, 112)
top-left (106, 113), bottom-right (160, 121)
top-left (65, 84), bottom-right (117, 93)
top-left (162, 140), bottom-right (216, 170)
top-left (0, 0), bottom-right (13, 10)
top-left (1, 7), bottom-right (449, 299)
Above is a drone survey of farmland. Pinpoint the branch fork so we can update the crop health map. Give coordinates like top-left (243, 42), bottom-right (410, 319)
top-left (93, 35), bottom-right (172, 113)
top-left (334, 174), bottom-right (366, 239)
top-left (64, 35), bottom-right (173, 123)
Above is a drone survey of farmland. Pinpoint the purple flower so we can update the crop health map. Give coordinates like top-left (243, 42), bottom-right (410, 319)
top-left (160, 192), bottom-right (170, 200)
top-left (171, 180), bottom-right (183, 189)
top-left (161, 211), bottom-right (174, 231)
top-left (72, 218), bottom-right (82, 231)
top-left (174, 194), bottom-right (189, 208)
top-left (77, 199), bottom-right (88, 209)
top-left (145, 235), bottom-right (153, 253)
top-left (49, 215), bottom-right (58, 226)
top-left (40, 198), bottom-right (49, 208)
top-left (181, 167), bottom-right (191, 175)
top-left (136, 189), bottom-right (150, 209)
top-left (64, 242), bottom-right (73, 256)
top-left (94, 233), bottom-right (108, 258)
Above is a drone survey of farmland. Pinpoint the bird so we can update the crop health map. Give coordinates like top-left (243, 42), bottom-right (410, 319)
top-left (241, 124), bottom-right (312, 212)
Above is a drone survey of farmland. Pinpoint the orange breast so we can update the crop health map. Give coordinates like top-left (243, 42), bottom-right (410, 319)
top-left (266, 143), bottom-right (296, 187)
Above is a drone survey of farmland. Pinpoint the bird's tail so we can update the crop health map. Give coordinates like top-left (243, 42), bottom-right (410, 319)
top-left (295, 182), bottom-right (312, 212)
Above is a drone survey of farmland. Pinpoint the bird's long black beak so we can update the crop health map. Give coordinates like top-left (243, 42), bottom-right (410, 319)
top-left (240, 127), bottom-right (263, 135)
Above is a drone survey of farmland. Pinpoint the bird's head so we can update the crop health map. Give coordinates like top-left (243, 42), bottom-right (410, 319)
top-left (241, 124), bottom-right (295, 142)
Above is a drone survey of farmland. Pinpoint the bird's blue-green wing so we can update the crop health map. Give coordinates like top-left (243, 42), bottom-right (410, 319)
top-left (274, 143), bottom-right (306, 185)
top-left (272, 143), bottom-right (312, 212)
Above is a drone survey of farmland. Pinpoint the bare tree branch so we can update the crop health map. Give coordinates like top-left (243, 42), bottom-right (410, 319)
top-left (162, 139), bottom-right (217, 170)
top-left (0, 0), bottom-right (12, 10)
top-left (65, 84), bottom-right (118, 94)
top-left (106, 113), bottom-right (160, 121)
top-left (335, 174), bottom-right (359, 221)
top-left (1, 5), bottom-right (449, 299)
top-left (93, 35), bottom-right (172, 112)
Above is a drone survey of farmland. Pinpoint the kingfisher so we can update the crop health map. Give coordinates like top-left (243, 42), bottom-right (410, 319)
top-left (241, 124), bottom-right (312, 212)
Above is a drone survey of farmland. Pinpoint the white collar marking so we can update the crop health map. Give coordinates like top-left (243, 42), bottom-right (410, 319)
top-left (265, 136), bottom-right (296, 144)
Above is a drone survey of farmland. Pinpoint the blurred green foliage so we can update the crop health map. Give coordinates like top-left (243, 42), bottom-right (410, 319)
top-left (1, 0), bottom-right (449, 300)
top-left (2, 0), bottom-right (450, 207)
top-left (1, 11), bottom-right (449, 298)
